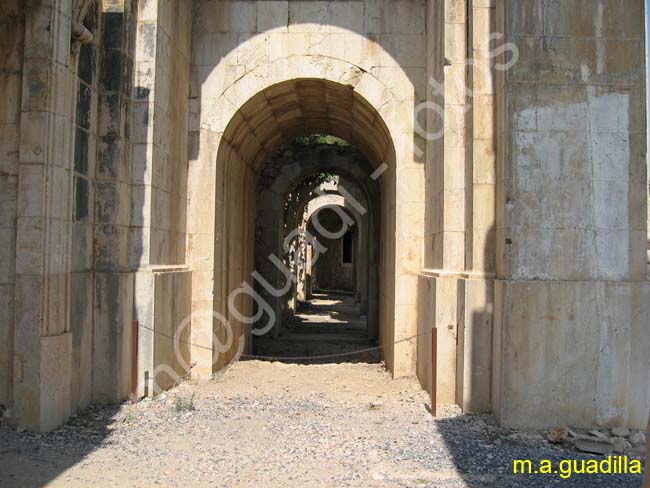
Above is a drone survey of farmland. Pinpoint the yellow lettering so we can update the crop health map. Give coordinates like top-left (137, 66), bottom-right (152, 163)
top-left (539, 460), bottom-right (552, 474)
top-left (513, 460), bottom-right (532, 474)
top-left (629, 460), bottom-right (642, 474)
top-left (559, 460), bottom-right (572, 479)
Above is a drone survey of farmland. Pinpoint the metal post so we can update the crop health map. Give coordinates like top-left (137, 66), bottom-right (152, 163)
top-left (431, 327), bottom-right (437, 417)
top-left (131, 320), bottom-right (138, 403)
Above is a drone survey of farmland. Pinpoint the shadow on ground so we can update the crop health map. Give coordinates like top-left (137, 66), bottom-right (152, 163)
top-left (435, 412), bottom-right (646, 487)
top-left (0, 405), bottom-right (121, 488)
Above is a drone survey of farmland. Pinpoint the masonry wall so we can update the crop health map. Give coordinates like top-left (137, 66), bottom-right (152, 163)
top-left (131, 0), bottom-right (193, 396)
top-left (417, 0), bottom-right (650, 428)
top-left (188, 0), bottom-right (427, 377)
top-left (132, 0), bottom-right (191, 267)
top-left (4, 0), bottom-right (647, 434)
top-left (12, 0), bottom-right (81, 430)
top-left (91, 0), bottom-right (137, 404)
top-left (419, 0), bottom-right (493, 411)
top-left (4, 0), bottom-right (189, 430)
top-left (493, 0), bottom-right (650, 429)
top-left (0, 1), bottom-right (24, 412)
top-left (70, 2), bottom-right (100, 411)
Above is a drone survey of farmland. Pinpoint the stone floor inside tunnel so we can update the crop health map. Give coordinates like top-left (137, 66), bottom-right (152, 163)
top-left (252, 291), bottom-right (380, 364)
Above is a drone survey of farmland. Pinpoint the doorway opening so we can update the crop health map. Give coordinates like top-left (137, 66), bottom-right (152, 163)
top-left (252, 136), bottom-right (380, 363)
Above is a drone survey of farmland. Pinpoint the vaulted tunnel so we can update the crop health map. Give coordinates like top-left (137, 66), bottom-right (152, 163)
top-left (195, 77), bottom-right (400, 372)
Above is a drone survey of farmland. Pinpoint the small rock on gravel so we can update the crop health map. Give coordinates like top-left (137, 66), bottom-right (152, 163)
top-left (547, 426), bottom-right (569, 444)
top-left (612, 427), bottom-right (631, 437)
top-left (630, 432), bottom-right (646, 447)
top-left (576, 436), bottom-right (614, 455)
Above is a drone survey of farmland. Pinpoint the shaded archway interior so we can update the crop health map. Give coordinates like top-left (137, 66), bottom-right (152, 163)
top-left (220, 79), bottom-right (393, 176)
top-left (256, 198), bottom-right (375, 364)
top-left (214, 79), bottom-right (395, 368)
top-left (251, 138), bottom-right (382, 361)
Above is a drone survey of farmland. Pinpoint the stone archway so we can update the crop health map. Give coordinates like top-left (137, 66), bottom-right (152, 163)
top-left (186, 58), bottom-right (423, 377)
top-left (301, 194), bottom-right (376, 339)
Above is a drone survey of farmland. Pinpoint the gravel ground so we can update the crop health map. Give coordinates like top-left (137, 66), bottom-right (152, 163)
top-left (0, 361), bottom-right (645, 488)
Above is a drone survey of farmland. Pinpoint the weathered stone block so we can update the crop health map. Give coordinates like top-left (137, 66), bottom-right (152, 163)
top-left (38, 333), bottom-right (72, 432)
top-left (494, 280), bottom-right (650, 430)
top-left (365, 0), bottom-right (426, 34)
top-left (92, 272), bottom-right (134, 403)
top-left (257, 1), bottom-right (289, 32)
top-left (288, 1), bottom-right (364, 33)
top-left (15, 218), bottom-right (43, 275)
top-left (445, 0), bottom-right (466, 24)
top-left (456, 279), bottom-right (493, 412)
top-left (0, 175), bottom-right (17, 229)
top-left (0, 284), bottom-right (14, 407)
top-left (69, 272), bottom-right (93, 411)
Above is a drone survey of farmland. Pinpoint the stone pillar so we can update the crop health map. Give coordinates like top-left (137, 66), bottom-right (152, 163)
top-left (131, 0), bottom-right (193, 387)
top-left (13, 0), bottom-right (78, 431)
top-left (419, 0), bottom-right (469, 406)
top-left (453, 0), bottom-right (497, 414)
top-left (0, 0), bottom-right (24, 415)
top-left (90, 0), bottom-right (137, 404)
top-left (493, 0), bottom-right (650, 429)
top-left (465, 0), bottom-right (496, 273)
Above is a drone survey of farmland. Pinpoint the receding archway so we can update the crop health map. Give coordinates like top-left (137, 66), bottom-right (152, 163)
top-left (193, 76), bottom-right (405, 374)
top-left (253, 138), bottom-right (381, 349)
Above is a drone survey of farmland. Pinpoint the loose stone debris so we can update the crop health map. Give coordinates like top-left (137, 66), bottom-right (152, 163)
top-left (545, 425), bottom-right (647, 458)
top-left (0, 361), bottom-right (645, 487)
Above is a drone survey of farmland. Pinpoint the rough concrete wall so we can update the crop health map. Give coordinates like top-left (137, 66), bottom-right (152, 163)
top-left (0, 1), bottom-right (24, 412)
top-left (494, 0), bottom-right (650, 429)
top-left (497, 0), bottom-right (646, 281)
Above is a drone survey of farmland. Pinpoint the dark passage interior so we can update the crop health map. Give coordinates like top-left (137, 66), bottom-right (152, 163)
top-left (251, 136), bottom-right (381, 363)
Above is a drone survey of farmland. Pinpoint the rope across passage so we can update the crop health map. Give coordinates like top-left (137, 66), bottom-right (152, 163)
top-left (135, 322), bottom-right (435, 362)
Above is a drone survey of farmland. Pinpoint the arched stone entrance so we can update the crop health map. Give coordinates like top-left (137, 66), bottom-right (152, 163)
top-left (5, 0), bottom-right (647, 434)
top-left (186, 58), bottom-right (422, 377)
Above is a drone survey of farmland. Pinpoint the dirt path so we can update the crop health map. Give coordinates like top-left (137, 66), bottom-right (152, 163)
top-left (1, 360), bottom-right (645, 487)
